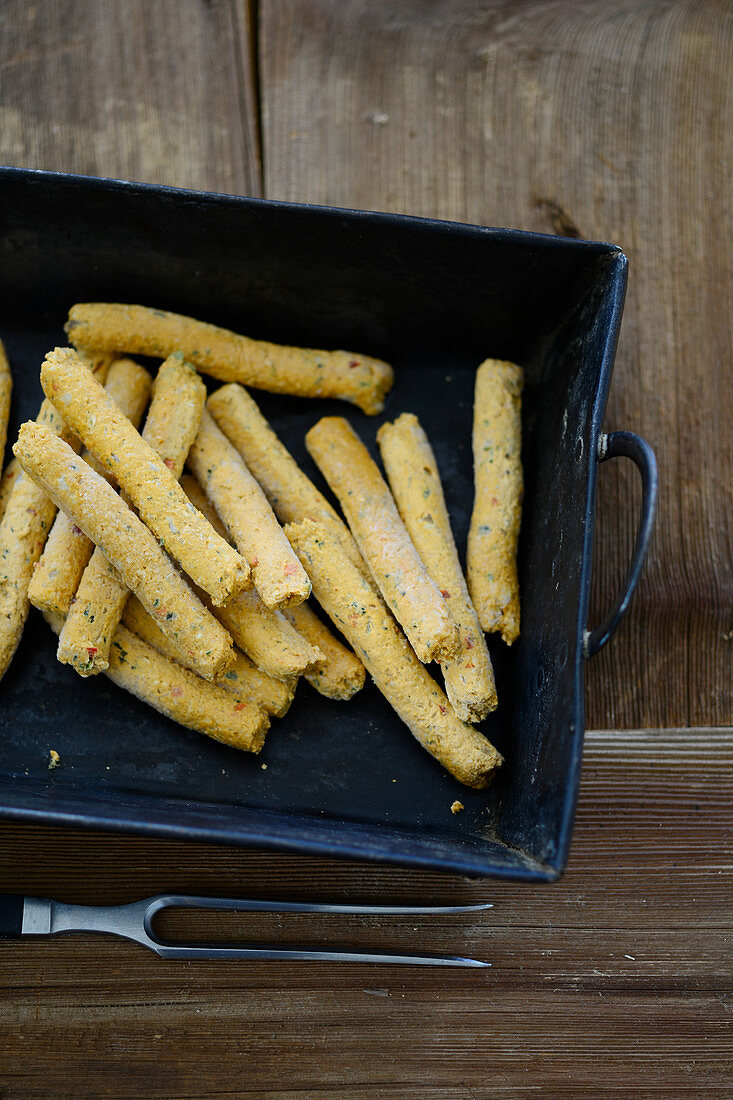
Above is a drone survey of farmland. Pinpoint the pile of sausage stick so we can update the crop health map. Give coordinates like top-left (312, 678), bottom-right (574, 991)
top-left (0, 304), bottom-right (522, 791)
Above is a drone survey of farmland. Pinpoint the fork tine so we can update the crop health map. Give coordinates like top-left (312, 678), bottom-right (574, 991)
top-left (154, 944), bottom-right (490, 967)
top-left (147, 894), bottom-right (493, 916)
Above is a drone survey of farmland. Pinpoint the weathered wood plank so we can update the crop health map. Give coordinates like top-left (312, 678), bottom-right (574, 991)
top-left (0, 0), bottom-right (260, 195)
top-left (0, 729), bottom-right (730, 1097)
top-left (259, 0), bottom-right (733, 730)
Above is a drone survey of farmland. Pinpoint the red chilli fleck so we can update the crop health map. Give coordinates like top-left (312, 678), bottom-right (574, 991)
top-left (86, 647), bottom-right (97, 657)
top-left (284, 562), bottom-right (298, 576)
top-left (349, 360), bottom-right (360, 369)
top-left (440, 589), bottom-right (451, 599)
top-left (233, 701), bottom-right (248, 712)
top-left (163, 458), bottom-right (175, 469)
top-left (72, 525), bottom-right (83, 536)
top-left (170, 685), bottom-right (183, 698)
top-left (438, 705), bottom-right (447, 715)
top-left (465, 636), bottom-right (474, 649)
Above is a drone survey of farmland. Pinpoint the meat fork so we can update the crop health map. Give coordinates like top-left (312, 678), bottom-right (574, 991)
top-left (0, 893), bottom-right (491, 967)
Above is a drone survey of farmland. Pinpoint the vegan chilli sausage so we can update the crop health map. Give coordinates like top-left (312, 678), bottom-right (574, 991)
top-left (14, 422), bottom-right (234, 682)
top-left (66, 302), bottom-right (394, 415)
top-left (57, 353), bottom-right (208, 673)
top-left (286, 520), bottom-right (503, 789)
top-left (377, 413), bottom-right (498, 722)
top-left (40, 347), bottom-right (248, 605)
top-left (305, 416), bottom-right (460, 664)
top-left (467, 359), bottom-right (523, 645)
top-left (187, 409), bottom-right (310, 609)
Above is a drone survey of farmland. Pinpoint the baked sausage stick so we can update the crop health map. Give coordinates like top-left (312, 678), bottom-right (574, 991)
top-left (45, 614), bottom-right (267, 753)
top-left (306, 417), bottom-right (460, 664)
top-left (0, 339), bottom-right (11, 478)
top-left (141, 351), bottom-right (208, 470)
top-left (467, 359), bottom-right (524, 645)
top-left (286, 520), bottom-right (503, 789)
top-left (218, 651), bottom-right (295, 718)
top-left (187, 410), bottom-right (310, 609)
top-left (40, 347), bottom-right (249, 605)
top-left (122, 596), bottom-right (294, 717)
top-left (28, 358), bottom-right (152, 617)
top-left (377, 413), bottom-right (498, 723)
top-left (66, 302), bottom-right (394, 415)
top-left (213, 586), bottom-right (321, 682)
top-left (0, 458), bottom-right (20, 523)
top-left (179, 474), bottom-right (321, 681)
top-left (207, 384), bottom-right (368, 579)
top-left (0, 354), bottom-right (112, 682)
top-left (57, 354), bottom-right (208, 674)
top-left (14, 423), bottom-right (234, 681)
top-left (179, 473), bottom-right (230, 540)
top-left (282, 601), bottom-right (365, 701)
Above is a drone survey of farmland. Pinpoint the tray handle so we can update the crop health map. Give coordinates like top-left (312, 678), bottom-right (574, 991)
top-left (583, 430), bottom-right (658, 658)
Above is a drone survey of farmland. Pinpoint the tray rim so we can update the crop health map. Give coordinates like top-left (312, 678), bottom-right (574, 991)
top-left (0, 163), bottom-right (623, 256)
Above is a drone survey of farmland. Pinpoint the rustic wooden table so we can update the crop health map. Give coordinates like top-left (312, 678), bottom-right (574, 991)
top-left (0, 2), bottom-right (731, 1096)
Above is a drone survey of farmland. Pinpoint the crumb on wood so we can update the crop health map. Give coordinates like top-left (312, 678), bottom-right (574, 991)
top-left (261, 763), bottom-right (267, 770)
top-left (48, 749), bottom-right (61, 770)
top-left (451, 800), bottom-right (464, 815)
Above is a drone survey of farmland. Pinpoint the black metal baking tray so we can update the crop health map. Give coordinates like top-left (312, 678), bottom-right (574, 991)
top-left (0, 167), bottom-right (656, 880)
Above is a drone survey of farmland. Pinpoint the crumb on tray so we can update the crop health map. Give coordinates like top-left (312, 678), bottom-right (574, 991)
top-left (48, 749), bottom-right (61, 770)
top-left (451, 800), bottom-right (464, 815)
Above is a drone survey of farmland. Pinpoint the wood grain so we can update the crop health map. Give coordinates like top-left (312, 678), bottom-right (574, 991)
top-left (0, 728), bottom-right (730, 1097)
top-left (260, 0), bottom-right (733, 730)
top-left (0, 0), bottom-right (260, 195)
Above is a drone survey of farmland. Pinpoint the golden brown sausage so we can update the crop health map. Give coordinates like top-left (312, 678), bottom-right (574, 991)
top-left (0, 353), bottom-right (112, 681)
top-left (28, 358), bottom-right (152, 617)
top-left (56, 353), bottom-right (209, 674)
top-left (377, 413), bottom-right (497, 722)
top-left (40, 347), bottom-right (248, 605)
top-left (179, 473), bottom-right (322, 681)
top-left (122, 595), bottom-right (295, 717)
top-left (187, 409), bottom-right (310, 609)
top-left (286, 520), bottom-right (502, 789)
top-left (207, 384), bottom-right (368, 578)
top-left (305, 416), bottom-right (460, 664)
top-left (66, 302), bottom-right (394, 415)
top-left (14, 422), bottom-right (234, 682)
top-left (213, 588), bottom-right (323, 682)
top-left (467, 359), bottom-right (523, 644)
top-left (140, 351), bottom-right (209, 472)
top-left (282, 601), bottom-right (365, 701)
top-left (0, 458), bottom-right (20, 523)
top-left (0, 339), bottom-right (11, 479)
top-left (45, 613), bottom-right (267, 753)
